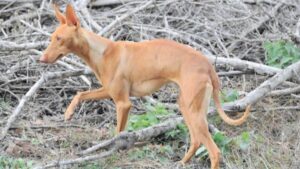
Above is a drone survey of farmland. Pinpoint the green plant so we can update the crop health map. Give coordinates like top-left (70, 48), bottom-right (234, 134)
top-left (128, 146), bottom-right (152, 160)
top-left (196, 131), bottom-right (251, 159)
top-left (220, 89), bottom-right (239, 103)
top-left (81, 163), bottom-right (103, 169)
top-left (127, 103), bottom-right (188, 140)
top-left (263, 40), bottom-right (300, 68)
top-left (196, 132), bottom-right (232, 159)
top-left (165, 123), bottom-right (188, 139)
top-left (234, 131), bottom-right (251, 151)
top-left (78, 154), bottom-right (118, 169)
top-left (127, 104), bottom-right (170, 131)
top-left (0, 156), bottom-right (33, 169)
top-left (128, 145), bottom-right (172, 164)
top-left (0, 98), bottom-right (11, 112)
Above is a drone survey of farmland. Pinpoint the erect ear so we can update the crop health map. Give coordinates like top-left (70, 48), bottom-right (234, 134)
top-left (65, 4), bottom-right (80, 28)
top-left (53, 4), bottom-right (66, 24)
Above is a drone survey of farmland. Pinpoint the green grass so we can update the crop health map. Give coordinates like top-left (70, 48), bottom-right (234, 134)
top-left (0, 156), bottom-right (33, 169)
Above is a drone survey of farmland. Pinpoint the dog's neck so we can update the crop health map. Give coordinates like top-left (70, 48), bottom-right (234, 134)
top-left (71, 28), bottom-right (112, 71)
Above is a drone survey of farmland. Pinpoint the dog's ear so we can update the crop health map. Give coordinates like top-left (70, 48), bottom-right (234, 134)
top-left (65, 4), bottom-right (80, 28)
top-left (53, 4), bottom-right (66, 24)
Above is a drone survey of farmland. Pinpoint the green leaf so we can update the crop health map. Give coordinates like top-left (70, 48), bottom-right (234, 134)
top-left (264, 40), bottom-right (300, 68)
top-left (235, 131), bottom-right (251, 151)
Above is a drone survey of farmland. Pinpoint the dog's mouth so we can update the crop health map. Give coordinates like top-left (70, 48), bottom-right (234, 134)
top-left (53, 53), bottom-right (64, 62)
top-left (39, 53), bottom-right (64, 64)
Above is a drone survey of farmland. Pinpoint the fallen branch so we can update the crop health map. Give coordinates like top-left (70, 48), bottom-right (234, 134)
top-left (0, 69), bottom-right (92, 141)
top-left (200, 46), bottom-right (300, 84)
top-left (222, 60), bottom-right (300, 112)
top-left (34, 117), bottom-right (183, 169)
top-left (34, 113), bottom-right (222, 169)
top-left (0, 40), bottom-right (48, 51)
top-left (228, 2), bottom-right (283, 51)
top-left (269, 85), bottom-right (300, 96)
top-left (34, 149), bottom-right (115, 169)
top-left (89, 0), bottom-right (134, 7)
top-left (1, 11), bottom-right (51, 27)
top-left (99, 0), bottom-right (154, 36)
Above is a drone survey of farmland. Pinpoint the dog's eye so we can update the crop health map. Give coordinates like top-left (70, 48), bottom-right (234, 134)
top-left (56, 36), bottom-right (61, 41)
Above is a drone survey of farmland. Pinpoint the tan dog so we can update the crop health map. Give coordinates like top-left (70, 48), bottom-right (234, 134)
top-left (40, 4), bottom-right (250, 169)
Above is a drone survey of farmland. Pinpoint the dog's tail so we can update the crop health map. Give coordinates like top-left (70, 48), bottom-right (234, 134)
top-left (210, 69), bottom-right (251, 126)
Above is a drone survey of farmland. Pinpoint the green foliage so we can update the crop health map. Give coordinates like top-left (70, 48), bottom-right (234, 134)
top-left (196, 131), bottom-right (251, 159)
top-left (0, 156), bottom-right (33, 169)
top-left (128, 145), bottom-right (172, 164)
top-left (263, 40), bottom-right (300, 68)
top-left (220, 89), bottom-right (239, 103)
top-left (127, 104), bottom-right (170, 131)
top-left (165, 123), bottom-right (188, 139)
top-left (196, 132), bottom-right (232, 159)
top-left (128, 146), bottom-right (152, 160)
top-left (78, 154), bottom-right (118, 169)
top-left (234, 131), bottom-right (251, 151)
top-left (127, 103), bottom-right (188, 140)
top-left (0, 98), bottom-right (11, 112)
top-left (81, 163), bottom-right (103, 169)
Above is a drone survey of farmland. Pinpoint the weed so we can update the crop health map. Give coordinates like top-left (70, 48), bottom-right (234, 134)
top-left (0, 156), bottom-right (33, 169)
top-left (220, 89), bottom-right (239, 103)
top-left (234, 131), bottom-right (251, 151)
top-left (127, 103), bottom-right (188, 141)
top-left (263, 40), bottom-right (300, 68)
top-left (127, 104), bottom-right (170, 131)
top-left (165, 123), bottom-right (188, 140)
top-left (196, 132), bottom-right (232, 159)
top-left (80, 163), bottom-right (102, 169)
top-left (196, 131), bottom-right (251, 159)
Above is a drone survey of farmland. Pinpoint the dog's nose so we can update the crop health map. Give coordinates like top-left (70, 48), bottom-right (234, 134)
top-left (39, 54), bottom-right (48, 63)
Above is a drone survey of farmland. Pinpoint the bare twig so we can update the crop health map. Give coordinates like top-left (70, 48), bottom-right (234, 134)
top-left (0, 69), bottom-right (92, 141)
top-left (89, 0), bottom-right (134, 7)
top-left (99, 0), bottom-right (154, 36)
top-left (222, 60), bottom-right (300, 112)
top-left (0, 40), bottom-right (48, 51)
top-left (269, 86), bottom-right (300, 96)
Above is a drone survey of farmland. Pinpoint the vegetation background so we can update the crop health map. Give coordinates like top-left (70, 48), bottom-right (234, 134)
top-left (0, 0), bottom-right (299, 168)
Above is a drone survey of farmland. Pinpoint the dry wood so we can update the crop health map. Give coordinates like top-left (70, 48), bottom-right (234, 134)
top-left (99, 0), bottom-right (154, 36)
top-left (0, 69), bottom-right (92, 141)
top-left (34, 114), bottom-right (223, 168)
top-left (89, 0), bottom-right (134, 7)
top-left (269, 86), bottom-right (300, 96)
top-left (228, 2), bottom-right (283, 51)
top-left (222, 60), bottom-right (300, 112)
top-left (0, 41), bottom-right (48, 51)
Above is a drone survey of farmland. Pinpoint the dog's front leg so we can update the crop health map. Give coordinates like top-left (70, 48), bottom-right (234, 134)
top-left (115, 100), bottom-right (131, 133)
top-left (64, 87), bottom-right (110, 121)
top-left (109, 78), bottom-right (132, 133)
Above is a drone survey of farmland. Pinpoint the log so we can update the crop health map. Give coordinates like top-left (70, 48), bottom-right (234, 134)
top-left (222, 60), bottom-right (300, 112)
top-left (0, 69), bottom-right (93, 141)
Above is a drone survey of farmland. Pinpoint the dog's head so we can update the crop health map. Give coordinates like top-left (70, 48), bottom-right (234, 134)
top-left (40, 4), bottom-right (80, 63)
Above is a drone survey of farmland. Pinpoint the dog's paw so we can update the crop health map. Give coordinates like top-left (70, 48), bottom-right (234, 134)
top-left (179, 160), bottom-right (186, 166)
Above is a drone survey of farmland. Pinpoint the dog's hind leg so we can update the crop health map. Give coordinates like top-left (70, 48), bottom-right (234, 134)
top-left (179, 78), bottom-right (220, 169)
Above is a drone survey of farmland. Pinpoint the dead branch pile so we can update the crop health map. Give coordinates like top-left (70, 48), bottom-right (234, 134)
top-left (0, 0), bottom-right (299, 168)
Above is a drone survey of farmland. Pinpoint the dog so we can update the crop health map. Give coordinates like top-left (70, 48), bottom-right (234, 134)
top-left (40, 4), bottom-right (251, 169)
